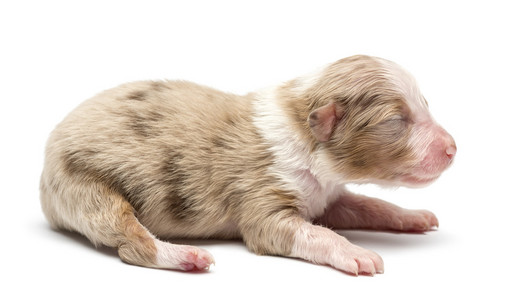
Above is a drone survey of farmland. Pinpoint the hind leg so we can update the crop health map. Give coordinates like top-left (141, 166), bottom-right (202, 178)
top-left (112, 196), bottom-right (215, 271)
top-left (41, 181), bottom-right (214, 271)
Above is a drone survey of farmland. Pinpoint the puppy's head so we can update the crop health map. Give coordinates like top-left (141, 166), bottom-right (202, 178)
top-left (300, 55), bottom-right (456, 187)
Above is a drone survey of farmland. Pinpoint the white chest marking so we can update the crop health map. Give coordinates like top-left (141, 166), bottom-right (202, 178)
top-left (252, 88), bottom-right (342, 220)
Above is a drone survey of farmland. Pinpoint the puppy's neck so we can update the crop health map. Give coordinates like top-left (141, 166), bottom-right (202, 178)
top-left (252, 86), bottom-right (344, 219)
top-left (252, 86), bottom-right (314, 167)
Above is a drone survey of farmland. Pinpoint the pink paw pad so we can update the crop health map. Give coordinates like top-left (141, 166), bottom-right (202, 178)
top-left (180, 248), bottom-right (215, 271)
top-left (154, 241), bottom-right (215, 271)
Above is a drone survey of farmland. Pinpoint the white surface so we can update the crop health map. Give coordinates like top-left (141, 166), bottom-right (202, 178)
top-left (1, 1), bottom-right (521, 299)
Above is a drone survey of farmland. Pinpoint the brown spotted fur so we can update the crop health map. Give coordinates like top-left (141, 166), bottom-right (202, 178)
top-left (40, 55), bottom-right (452, 272)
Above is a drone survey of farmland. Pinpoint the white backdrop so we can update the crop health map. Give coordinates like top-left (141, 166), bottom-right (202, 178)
top-left (1, 1), bottom-right (521, 299)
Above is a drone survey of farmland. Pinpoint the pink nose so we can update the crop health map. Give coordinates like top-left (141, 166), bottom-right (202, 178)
top-left (446, 144), bottom-right (457, 159)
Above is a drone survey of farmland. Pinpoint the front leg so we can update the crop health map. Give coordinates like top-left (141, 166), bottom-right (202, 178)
top-left (291, 221), bottom-right (384, 275)
top-left (240, 212), bottom-right (383, 276)
top-left (315, 191), bottom-right (439, 232)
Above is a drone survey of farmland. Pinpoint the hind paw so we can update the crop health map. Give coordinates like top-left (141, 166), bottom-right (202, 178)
top-left (179, 247), bottom-right (216, 271)
top-left (154, 241), bottom-right (215, 271)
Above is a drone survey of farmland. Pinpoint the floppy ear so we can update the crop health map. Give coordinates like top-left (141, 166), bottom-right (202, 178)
top-left (307, 102), bottom-right (340, 142)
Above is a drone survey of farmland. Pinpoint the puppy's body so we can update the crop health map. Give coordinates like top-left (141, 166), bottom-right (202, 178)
top-left (41, 55), bottom-right (456, 275)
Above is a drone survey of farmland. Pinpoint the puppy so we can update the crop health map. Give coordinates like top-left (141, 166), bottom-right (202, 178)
top-left (40, 55), bottom-right (456, 275)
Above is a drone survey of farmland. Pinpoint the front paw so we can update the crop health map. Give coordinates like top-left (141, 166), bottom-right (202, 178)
top-left (390, 209), bottom-right (439, 232)
top-left (291, 222), bottom-right (384, 276)
top-left (332, 243), bottom-right (384, 276)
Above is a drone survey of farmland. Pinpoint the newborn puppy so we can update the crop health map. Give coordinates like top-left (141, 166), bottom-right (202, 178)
top-left (40, 55), bottom-right (456, 276)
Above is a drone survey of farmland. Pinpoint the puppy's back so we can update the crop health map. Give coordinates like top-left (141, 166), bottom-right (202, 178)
top-left (40, 80), bottom-right (267, 240)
